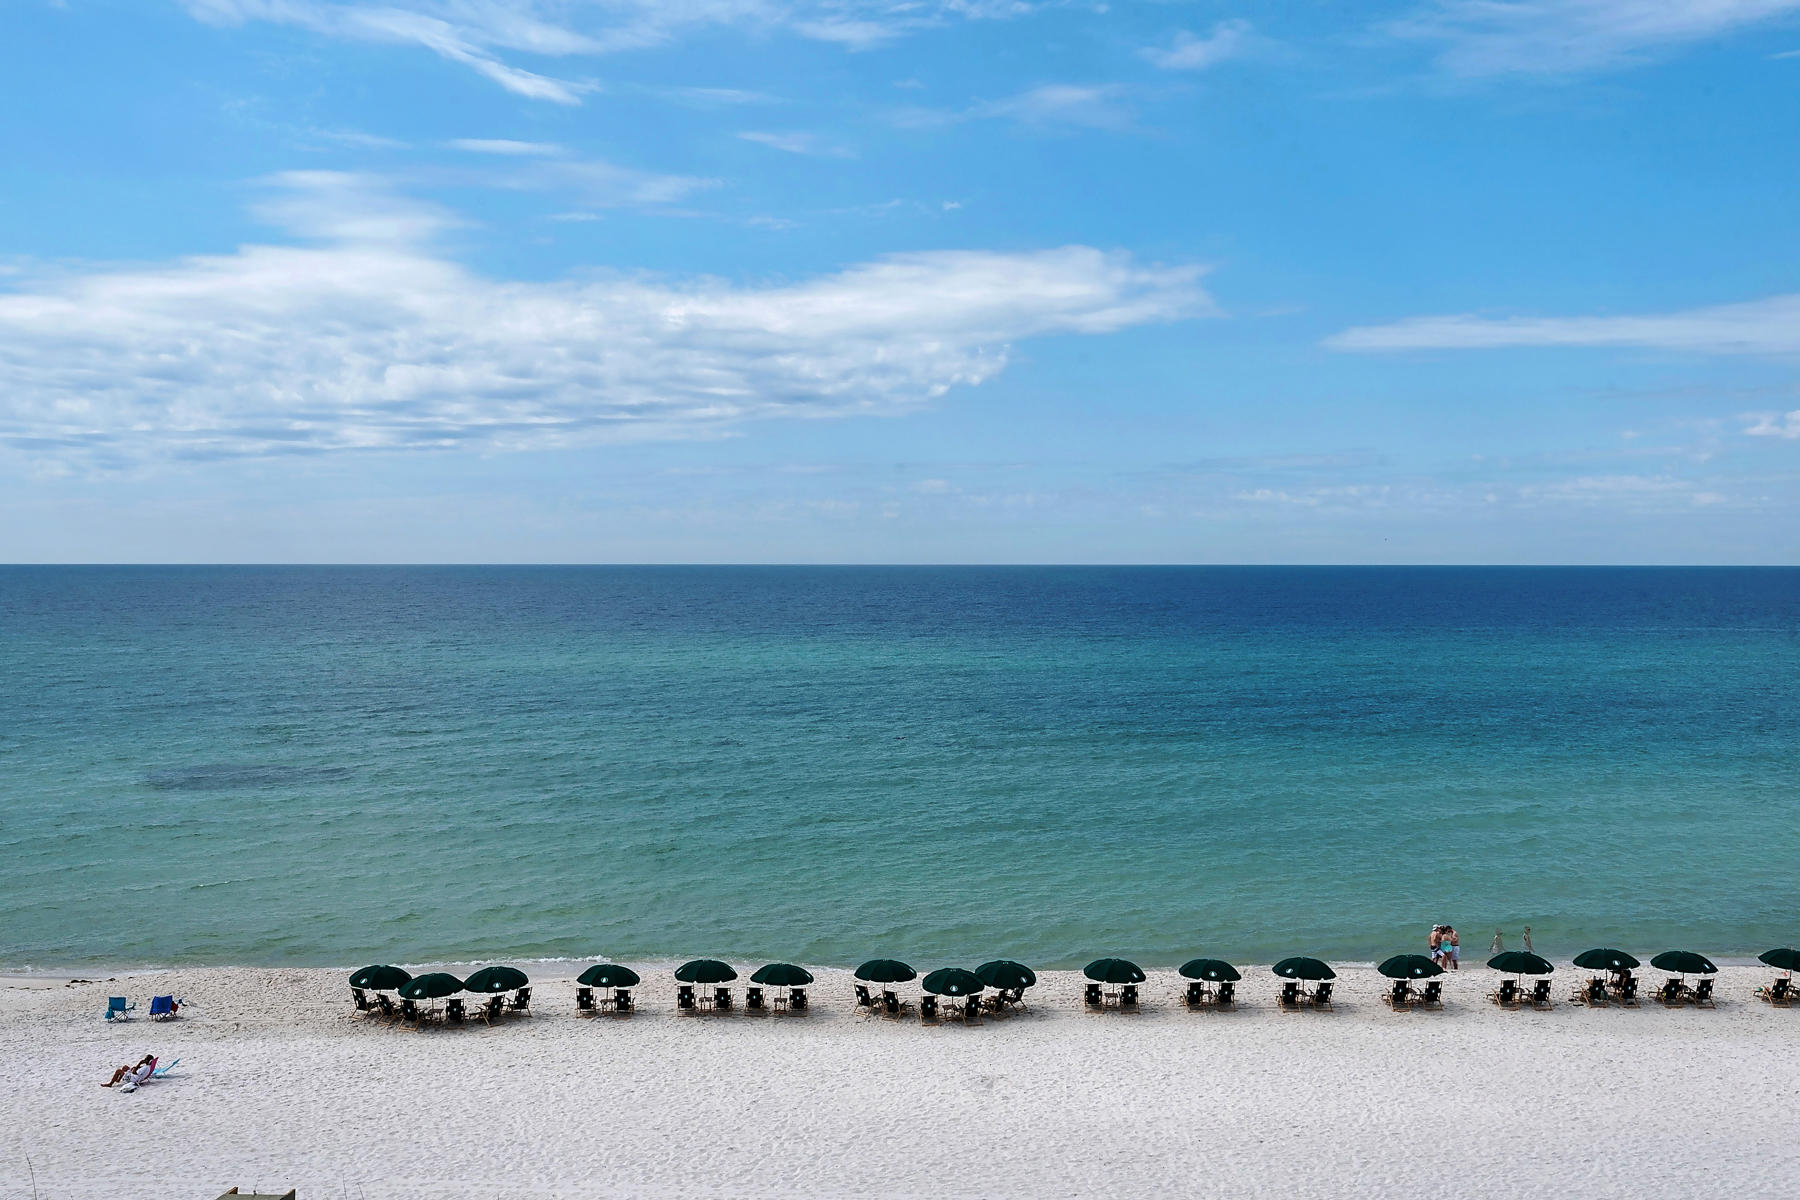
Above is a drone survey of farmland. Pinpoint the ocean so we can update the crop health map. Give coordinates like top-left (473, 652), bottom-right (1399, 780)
top-left (2, 566), bottom-right (1795, 971)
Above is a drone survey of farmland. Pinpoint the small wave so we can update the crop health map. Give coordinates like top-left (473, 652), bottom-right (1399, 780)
top-left (142, 763), bottom-right (355, 792)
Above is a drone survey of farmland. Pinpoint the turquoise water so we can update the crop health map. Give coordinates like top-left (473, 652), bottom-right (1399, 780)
top-left (2, 566), bottom-right (1796, 970)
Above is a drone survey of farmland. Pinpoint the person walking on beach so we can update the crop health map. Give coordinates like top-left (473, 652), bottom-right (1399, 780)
top-left (1428, 925), bottom-right (1445, 967)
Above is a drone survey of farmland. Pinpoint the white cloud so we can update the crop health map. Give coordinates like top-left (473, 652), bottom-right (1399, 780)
top-left (1325, 294), bottom-right (1800, 355)
top-left (0, 173), bottom-right (1211, 465)
top-left (1141, 20), bottom-right (1255, 71)
top-left (1390, 0), bottom-right (1800, 78)
top-left (978, 84), bottom-right (1132, 128)
top-left (181, 1), bottom-right (1051, 101)
top-left (1745, 409), bottom-right (1800, 438)
top-left (447, 138), bottom-right (564, 156)
top-left (737, 130), bottom-right (850, 157)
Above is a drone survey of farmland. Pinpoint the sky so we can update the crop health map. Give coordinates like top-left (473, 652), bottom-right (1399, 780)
top-left (2, 0), bottom-right (1798, 563)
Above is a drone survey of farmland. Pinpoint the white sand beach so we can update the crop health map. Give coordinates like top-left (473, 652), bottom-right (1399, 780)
top-left (5, 963), bottom-right (1797, 1199)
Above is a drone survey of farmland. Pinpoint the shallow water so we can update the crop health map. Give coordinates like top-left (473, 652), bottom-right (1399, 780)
top-left (2, 566), bottom-right (1795, 969)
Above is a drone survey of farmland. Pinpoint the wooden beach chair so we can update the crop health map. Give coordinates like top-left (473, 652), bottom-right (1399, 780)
top-left (854, 984), bottom-right (875, 1014)
top-left (1216, 981), bottom-right (1237, 1010)
top-left (713, 986), bottom-right (733, 1012)
top-left (1309, 981), bottom-right (1334, 1011)
top-left (790, 987), bottom-right (808, 1013)
top-left (399, 998), bottom-right (423, 1026)
top-left (1384, 981), bottom-right (1410, 1010)
top-left (1525, 980), bottom-right (1553, 1010)
top-left (612, 989), bottom-right (633, 1015)
top-left (919, 996), bottom-right (939, 1024)
top-left (677, 984), bottom-right (697, 1012)
top-left (1756, 977), bottom-right (1793, 1006)
top-left (1418, 980), bottom-right (1442, 1010)
top-left (1119, 984), bottom-right (1140, 1012)
top-left (508, 987), bottom-right (532, 1016)
top-left (1573, 977), bottom-right (1607, 1006)
top-left (1490, 979), bottom-right (1519, 1008)
top-left (963, 996), bottom-right (982, 1024)
top-left (1084, 983), bottom-right (1104, 1010)
top-left (745, 986), bottom-right (766, 1013)
top-left (444, 998), bottom-right (465, 1024)
top-left (575, 987), bottom-right (596, 1014)
top-left (376, 992), bottom-right (397, 1019)
top-left (1184, 982), bottom-right (1206, 1010)
top-left (1655, 979), bottom-right (1685, 1006)
top-left (350, 988), bottom-right (373, 1013)
top-left (479, 996), bottom-right (504, 1025)
top-left (1692, 978), bottom-right (1715, 1008)
top-left (1278, 981), bottom-right (1301, 1011)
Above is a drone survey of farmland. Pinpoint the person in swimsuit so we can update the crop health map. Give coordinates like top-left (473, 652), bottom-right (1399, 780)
top-left (1443, 927), bottom-right (1460, 969)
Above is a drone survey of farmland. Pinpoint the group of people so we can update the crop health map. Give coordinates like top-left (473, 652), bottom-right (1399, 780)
top-left (1429, 925), bottom-right (1461, 970)
top-left (101, 1054), bottom-right (160, 1093)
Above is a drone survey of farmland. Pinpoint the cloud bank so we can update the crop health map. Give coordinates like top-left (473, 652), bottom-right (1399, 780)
top-left (0, 174), bottom-right (1210, 465)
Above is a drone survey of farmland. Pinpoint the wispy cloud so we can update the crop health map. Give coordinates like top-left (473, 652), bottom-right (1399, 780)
top-left (1325, 294), bottom-right (1800, 355)
top-left (1389, 0), bottom-right (1800, 78)
top-left (182, 1), bottom-right (1052, 102)
top-left (738, 130), bottom-right (851, 157)
top-left (437, 141), bottom-right (713, 208)
top-left (1141, 19), bottom-right (1255, 71)
top-left (898, 83), bottom-right (1134, 131)
top-left (0, 173), bottom-right (1211, 465)
top-left (446, 138), bottom-right (564, 157)
top-left (1745, 409), bottom-right (1800, 438)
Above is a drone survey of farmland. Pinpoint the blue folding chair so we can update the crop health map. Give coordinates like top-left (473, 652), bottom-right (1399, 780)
top-left (149, 995), bottom-right (180, 1020)
top-left (104, 997), bottom-right (135, 1021)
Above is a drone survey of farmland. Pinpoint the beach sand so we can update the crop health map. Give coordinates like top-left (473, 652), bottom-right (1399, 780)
top-left (4, 963), bottom-right (1796, 1198)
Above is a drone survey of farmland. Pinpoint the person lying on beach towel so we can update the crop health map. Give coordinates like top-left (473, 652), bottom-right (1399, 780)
top-left (103, 1055), bottom-right (155, 1088)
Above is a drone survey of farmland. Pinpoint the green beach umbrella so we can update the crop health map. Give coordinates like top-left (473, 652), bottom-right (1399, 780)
top-left (1487, 952), bottom-right (1554, 975)
top-left (577, 963), bottom-right (641, 988)
top-left (921, 967), bottom-right (985, 997)
top-left (1573, 949), bottom-right (1640, 972)
top-left (398, 972), bottom-right (463, 1000)
top-left (974, 960), bottom-right (1037, 991)
top-left (1179, 958), bottom-right (1242, 982)
top-left (1272, 957), bottom-right (1336, 981)
top-left (1650, 951), bottom-right (1717, 976)
top-left (349, 964), bottom-right (412, 991)
top-left (1758, 948), bottom-right (1799, 972)
top-left (1379, 954), bottom-right (1445, 980)
top-left (854, 959), bottom-right (917, 984)
top-left (1084, 958), bottom-right (1146, 985)
top-left (462, 965), bottom-right (529, 993)
top-left (674, 959), bottom-right (738, 984)
top-left (750, 963), bottom-right (814, 987)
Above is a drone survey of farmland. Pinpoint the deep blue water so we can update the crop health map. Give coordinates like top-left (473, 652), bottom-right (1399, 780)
top-left (2, 566), bottom-right (1795, 969)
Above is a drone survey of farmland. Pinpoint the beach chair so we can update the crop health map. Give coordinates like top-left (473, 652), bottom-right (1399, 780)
top-left (1756, 977), bottom-right (1792, 1006)
top-left (508, 987), bottom-right (532, 1016)
top-left (105, 997), bottom-right (135, 1021)
top-left (1574, 977), bottom-right (1607, 1006)
top-left (677, 984), bottom-right (697, 1011)
top-left (350, 988), bottom-right (373, 1013)
top-left (1184, 982), bottom-right (1206, 1009)
top-left (919, 996), bottom-right (939, 1024)
top-left (790, 987), bottom-right (808, 1012)
top-left (1655, 979), bottom-right (1685, 1006)
top-left (882, 991), bottom-right (902, 1019)
top-left (480, 996), bottom-right (504, 1025)
top-left (1084, 983), bottom-right (1104, 1009)
top-left (1692, 978), bottom-right (1715, 1008)
top-left (150, 1058), bottom-right (178, 1080)
top-left (963, 996), bottom-right (982, 1024)
top-left (1384, 981), bottom-right (1409, 1010)
top-left (714, 987), bottom-right (733, 1012)
top-left (377, 992), bottom-right (397, 1018)
top-left (1526, 980), bottom-right (1553, 1010)
top-left (745, 986), bottom-right (765, 1012)
top-left (149, 995), bottom-right (180, 1020)
top-left (1120, 984), bottom-right (1140, 1011)
top-left (1310, 981), bottom-right (1334, 1011)
top-left (854, 984), bottom-right (875, 1013)
top-left (445, 998), bottom-right (465, 1024)
top-left (1278, 981), bottom-right (1301, 1011)
top-left (611, 989), bottom-right (632, 1015)
top-left (1006, 986), bottom-right (1028, 1012)
top-left (400, 998), bottom-right (422, 1025)
top-left (1216, 981), bottom-right (1236, 1010)
top-left (1490, 979), bottom-right (1518, 1008)
top-left (575, 987), bottom-right (596, 1014)
top-left (1616, 978), bottom-right (1639, 1006)
top-left (1419, 980), bottom-right (1442, 1009)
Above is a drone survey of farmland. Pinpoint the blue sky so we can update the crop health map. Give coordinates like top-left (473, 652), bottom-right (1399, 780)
top-left (2, 0), bottom-right (1798, 562)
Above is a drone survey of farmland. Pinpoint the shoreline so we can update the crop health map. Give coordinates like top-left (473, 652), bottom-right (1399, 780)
top-left (9, 962), bottom-right (1798, 1197)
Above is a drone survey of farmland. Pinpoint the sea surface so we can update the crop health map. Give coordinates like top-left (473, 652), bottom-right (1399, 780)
top-left (1, 566), bottom-right (1796, 971)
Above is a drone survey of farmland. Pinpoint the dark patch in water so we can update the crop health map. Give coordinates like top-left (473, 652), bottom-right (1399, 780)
top-left (142, 763), bottom-right (354, 792)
